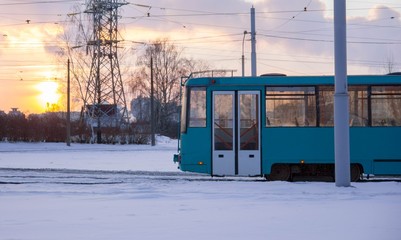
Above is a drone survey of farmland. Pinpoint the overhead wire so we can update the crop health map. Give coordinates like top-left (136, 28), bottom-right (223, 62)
top-left (123, 5), bottom-right (401, 19)
top-left (0, 0), bottom-right (81, 6)
top-left (257, 33), bottom-right (401, 45)
top-left (269, 0), bottom-right (313, 31)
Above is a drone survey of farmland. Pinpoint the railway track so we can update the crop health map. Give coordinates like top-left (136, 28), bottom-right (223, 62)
top-left (1, 168), bottom-right (400, 185)
top-left (0, 168), bottom-right (268, 185)
top-left (0, 168), bottom-right (201, 185)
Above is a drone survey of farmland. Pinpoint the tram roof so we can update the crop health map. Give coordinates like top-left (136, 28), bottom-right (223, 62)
top-left (184, 74), bottom-right (401, 87)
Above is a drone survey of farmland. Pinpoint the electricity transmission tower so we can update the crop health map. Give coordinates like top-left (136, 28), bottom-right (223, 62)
top-left (84, 0), bottom-right (129, 143)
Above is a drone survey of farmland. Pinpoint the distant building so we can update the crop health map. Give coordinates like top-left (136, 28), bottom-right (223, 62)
top-left (131, 96), bottom-right (151, 122)
top-left (130, 96), bottom-right (180, 123)
top-left (9, 108), bottom-right (23, 116)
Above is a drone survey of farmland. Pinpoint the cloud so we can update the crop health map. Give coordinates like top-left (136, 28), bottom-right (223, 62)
top-left (367, 5), bottom-right (401, 21)
top-left (346, 6), bottom-right (401, 73)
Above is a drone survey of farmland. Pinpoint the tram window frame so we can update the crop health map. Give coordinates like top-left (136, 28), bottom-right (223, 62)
top-left (349, 85), bottom-right (369, 126)
top-left (317, 85), bottom-right (334, 127)
top-left (371, 85), bottom-right (401, 126)
top-left (188, 87), bottom-right (207, 128)
top-left (266, 86), bottom-right (316, 127)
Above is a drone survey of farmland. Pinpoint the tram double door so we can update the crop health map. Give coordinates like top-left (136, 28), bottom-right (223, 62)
top-left (212, 91), bottom-right (261, 176)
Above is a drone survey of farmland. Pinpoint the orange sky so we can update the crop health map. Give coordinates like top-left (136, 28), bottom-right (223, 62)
top-left (0, 0), bottom-right (400, 114)
top-left (1, 22), bottom-right (64, 113)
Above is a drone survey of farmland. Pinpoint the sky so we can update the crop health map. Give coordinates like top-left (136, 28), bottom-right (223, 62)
top-left (0, 0), bottom-right (400, 114)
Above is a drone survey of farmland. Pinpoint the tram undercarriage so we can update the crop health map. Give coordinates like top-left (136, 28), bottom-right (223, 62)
top-left (267, 163), bottom-right (363, 182)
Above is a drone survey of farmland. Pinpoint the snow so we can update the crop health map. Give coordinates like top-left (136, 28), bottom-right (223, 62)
top-left (0, 138), bottom-right (177, 172)
top-left (1, 139), bottom-right (400, 240)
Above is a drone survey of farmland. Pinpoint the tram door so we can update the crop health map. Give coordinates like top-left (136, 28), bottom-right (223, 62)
top-left (212, 91), bottom-right (261, 176)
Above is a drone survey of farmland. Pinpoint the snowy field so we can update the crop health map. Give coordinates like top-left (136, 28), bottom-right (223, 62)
top-left (0, 139), bottom-right (400, 240)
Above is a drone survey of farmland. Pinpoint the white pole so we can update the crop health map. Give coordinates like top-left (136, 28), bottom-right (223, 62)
top-left (334, 0), bottom-right (351, 187)
top-left (251, 6), bottom-right (257, 77)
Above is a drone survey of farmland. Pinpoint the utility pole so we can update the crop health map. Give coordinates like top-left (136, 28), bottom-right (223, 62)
top-left (334, 0), bottom-right (351, 187)
top-left (133, 41), bottom-right (158, 146)
top-left (66, 59), bottom-right (71, 147)
top-left (150, 55), bottom-right (155, 146)
top-left (250, 6), bottom-right (257, 77)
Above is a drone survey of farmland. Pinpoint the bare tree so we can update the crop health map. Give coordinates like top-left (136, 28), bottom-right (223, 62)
top-left (383, 53), bottom-right (398, 74)
top-left (56, 4), bottom-right (92, 111)
top-left (129, 38), bottom-right (210, 137)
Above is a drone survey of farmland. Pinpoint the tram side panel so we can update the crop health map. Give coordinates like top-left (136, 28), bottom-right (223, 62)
top-left (261, 127), bottom-right (401, 176)
top-left (179, 128), bottom-right (212, 174)
top-left (262, 128), bottom-right (335, 175)
top-left (351, 127), bottom-right (401, 176)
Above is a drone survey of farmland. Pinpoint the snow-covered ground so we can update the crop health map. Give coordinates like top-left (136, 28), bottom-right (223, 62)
top-left (0, 139), bottom-right (400, 240)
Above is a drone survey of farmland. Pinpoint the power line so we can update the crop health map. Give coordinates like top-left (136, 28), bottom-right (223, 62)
top-left (269, 0), bottom-right (313, 31)
top-left (124, 6), bottom-right (401, 19)
top-left (0, 12), bottom-right (65, 16)
top-left (0, 0), bottom-right (80, 6)
top-left (121, 15), bottom-right (246, 31)
top-left (258, 33), bottom-right (401, 45)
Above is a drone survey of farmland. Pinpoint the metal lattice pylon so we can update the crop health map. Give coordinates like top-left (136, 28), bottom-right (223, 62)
top-left (84, 0), bottom-right (128, 143)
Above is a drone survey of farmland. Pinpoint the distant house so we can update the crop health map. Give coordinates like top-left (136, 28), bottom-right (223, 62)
top-left (85, 104), bottom-right (123, 128)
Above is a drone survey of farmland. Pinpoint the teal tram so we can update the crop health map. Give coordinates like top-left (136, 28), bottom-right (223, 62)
top-left (173, 73), bottom-right (401, 181)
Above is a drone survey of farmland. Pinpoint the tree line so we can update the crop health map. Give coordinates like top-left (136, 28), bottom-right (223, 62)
top-left (0, 110), bottom-right (72, 143)
top-left (0, 108), bottom-right (180, 144)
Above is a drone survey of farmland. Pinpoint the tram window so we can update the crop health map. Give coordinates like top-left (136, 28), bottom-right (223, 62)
top-left (349, 86), bottom-right (368, 126)
top-left (266, 86), bottom-right (316, 127)
top-left (371, 86), bottom-right (401, 126)
top-left (240, 94), bottom-right (259, 150)
top-left (318, 86), bottom-right (334, 126)
top-left (180, 87), bottom-right (188, 133)
top-left (188, 87), bottom-right (207, 127)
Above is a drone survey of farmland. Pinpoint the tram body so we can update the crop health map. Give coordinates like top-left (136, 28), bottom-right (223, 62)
top-left (173, 74), bottom-right (401, 181)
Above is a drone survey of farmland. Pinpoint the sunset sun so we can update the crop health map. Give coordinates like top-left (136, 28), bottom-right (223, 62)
top-left (36, 81), bottom-right (61, 111)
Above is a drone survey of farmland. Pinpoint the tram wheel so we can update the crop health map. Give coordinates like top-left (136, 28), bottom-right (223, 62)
top-left (350, 164), bottom-right (362, 182)
top-left (268, 164), bottom-right (291, 181)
